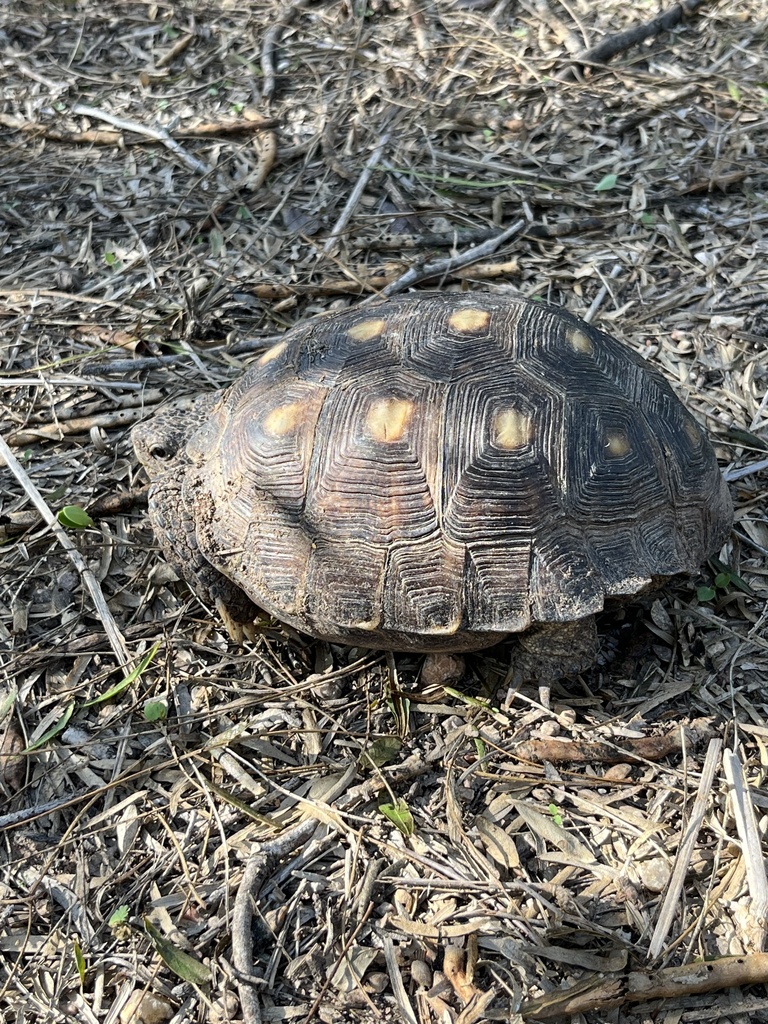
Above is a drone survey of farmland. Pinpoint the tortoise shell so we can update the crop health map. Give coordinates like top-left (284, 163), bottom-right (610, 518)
top-left (136, 292), bottom-right (732, 653)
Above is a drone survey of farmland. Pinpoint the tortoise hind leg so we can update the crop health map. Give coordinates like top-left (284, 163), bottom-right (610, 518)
top-left (510, 616), bottom-right (599, 683)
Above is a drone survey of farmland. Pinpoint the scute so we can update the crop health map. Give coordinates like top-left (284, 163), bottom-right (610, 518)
top-left (144, 291), bottom-right (731, 653)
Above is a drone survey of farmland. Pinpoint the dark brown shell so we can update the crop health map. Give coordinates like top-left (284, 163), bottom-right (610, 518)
top-left (181, 293), bottom-right (732, 651)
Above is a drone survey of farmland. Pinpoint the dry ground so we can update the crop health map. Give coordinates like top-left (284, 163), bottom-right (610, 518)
top-left (1, 1), bottom-right (768, 1022)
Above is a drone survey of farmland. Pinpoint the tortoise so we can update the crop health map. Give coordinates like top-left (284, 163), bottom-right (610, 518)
top-left (132, 292), bottom-right (732, 678)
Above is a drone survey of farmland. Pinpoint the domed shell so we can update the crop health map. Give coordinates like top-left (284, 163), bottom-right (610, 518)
top-left (181, 292), bottom-right (731, 651)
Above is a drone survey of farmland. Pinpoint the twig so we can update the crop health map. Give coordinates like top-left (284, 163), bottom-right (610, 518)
top-left (178, 114), bottom-right (278, 135)
top-left (648, 736), bottom-right (722, 959)
top-left (154, 31), bottom-right (195, 69)
top-left (322, 132), bottom-right (392, 254)
top-left (261, 1), bottom-right (309, 102)
top-left (80, 353), bottom-right (197, 374)
top-left (70, 103), bottom-right (211, 175)
top-left (362, 217), bottom-right (605, 250)
top-left (231, 768), bottom-right (354, 1024)
top-left (582, 263), bottom-right (624, 323)
top-left (381, 219), bottom-right (525, 296)
top-left (565, 0), bottom-right (711, 74)
top-left (723, 747), bottom-right (768, 950)
top-left (250, 130), bottom-right (278, 189)
top-left (234, 257), bottom-right (520, 308)
top-left (521, 952), bottom-right (768, 1018)
top-left (515, 718), bottom-right (715, 764)
top-left (724, 458), bottom-right (768, 482)
top-left (0, 111), bottom-right (278, 147)
top-left (1, 486), bottom-right (149, 539)
top-left (7, 407), bottom-right (148, 447)
top-left (0, 433), bottom-right (130, 667)
top-left (381, 934), bottom-right (420, 1024)
top-left (0, 114), bottom-right (120, 145)
top-left (232, 819), bottom-right (317, 1024)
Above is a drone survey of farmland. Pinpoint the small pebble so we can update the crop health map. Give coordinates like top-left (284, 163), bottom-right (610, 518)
top-left (637, 857), bottom-right (671, 893)
top-left (119, 991), bottom-right (173, 1024)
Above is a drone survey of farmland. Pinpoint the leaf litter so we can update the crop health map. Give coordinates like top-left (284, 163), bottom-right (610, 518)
top-left (1, 1), bottom-right (767, 1022)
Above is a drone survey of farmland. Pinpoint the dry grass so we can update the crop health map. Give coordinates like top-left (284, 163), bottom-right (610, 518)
top-left (1, 1), bottom-right (767, 1022)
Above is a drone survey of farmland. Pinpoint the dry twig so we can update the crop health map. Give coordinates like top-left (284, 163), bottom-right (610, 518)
top-left (565, 0), bottom-right (712, 73)
top-left (648, 737), bottom-right (722, 959)
top-left (0, 433), bottom-right (130, 667)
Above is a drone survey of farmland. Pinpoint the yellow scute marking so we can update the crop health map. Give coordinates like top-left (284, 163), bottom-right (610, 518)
top-left (348, 318), bottom-right (387, 342)
top-left (366, 398), bottom-right (414, 442)
top-left (569, 328), bottom-right (593, 354)
top-left (684, 419), bottom-right (701, 444)
top-left (263, 401), bottom-right (303, 436)
top-left (258, 340), bottom-right (288, 365)
top-left (448, 308), bottom-right (491, 332)
top-left (493, 407), bottom-right (532, 449)
top-left (604, 429), bottom-right (630, 457)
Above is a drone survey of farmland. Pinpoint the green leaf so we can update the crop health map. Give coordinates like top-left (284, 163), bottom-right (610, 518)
top-left (474, 736), bottom-right (487, 758)
top-left (83, 641), bottom-right (161, 707)
top-left (359, 736), bottom-right (402, 770)
top-left (24, 702), bottom-right (75, 752)
top-left (444, 687), bottom-right (490, 709)
top-left (73, 939), bottom-right (86, 985)
top-left (709, 557), bottom-right (755, 596)
top-left (697, 586), bottom-right (716, 603)
top-left (109, 906), bottom-right (130, 927)
top-left (57, 505), bottom-right (94, 529)
top-left (144, 918), bottom-right (211, 986)
top-left (594, 173), bottom-right (618, 192)
top-left (209, 229), bottom-right (224, 257)
top-left (549, 803), bottom-right (564, 827)
top-left (104, 250), bottom-right (117, 266)
top-left (640, 212), bottom-right (656, 226)
top-left (0, 687), bottom-right (18, 723)
top-left (727, 80), bottom-right (741, 102)
top-left (379, 798), bottom-right (414, 837)
top-left (144, 700), bottom-right (167, 722)
top-left (714, 572), bottom-right (731, 590)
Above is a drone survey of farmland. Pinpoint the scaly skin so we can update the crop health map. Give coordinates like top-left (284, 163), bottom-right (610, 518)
top-left (132, 393), bottom-right (260, 641)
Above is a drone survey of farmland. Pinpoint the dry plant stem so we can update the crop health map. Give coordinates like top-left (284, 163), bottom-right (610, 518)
top-left (381, 933), bottom-right (420, 1024)
top-left (261, 0), bottom-right (308, 102)
top-left (232, 768), bottom-right (355, 1024)
top-left (0, 433), bottom-right (130, 667)
top-left (179, 115), bottom-right (279, 135)
top-left (154, 31), bottom-right (194, 69)
top-left (0, 112), bottom-right (279, 146)
top-left (301, 902), bottom-right (376, 1022)
top-left (521, 953), bottom-right (768, 1018)
top-left (322, 132), bottom-right (392, 254)
top-left (723, 747), bottom-right (768, 947)
top-left (648, 736), bottom-right (722, 959)
top-left (516, 718), bottom-right (714, 763)
top-left (238, 258), bottom-right (520, 305)
top-left (724, 457), bottom-right (768, 482)
top-left (381, 219), bottom-right (526, 296)
top-left (232, 819), bottom-right (317, 1024)
top-left (70, 103), bottom-right (211, 175)
top-left (567, 0), bottom-right (711, 71)
top-left (7, 407), bottom-right (148, 446)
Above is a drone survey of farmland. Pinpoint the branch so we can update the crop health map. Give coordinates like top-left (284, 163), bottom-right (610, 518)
top-left (565, 0), bottom-right (711, 75)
